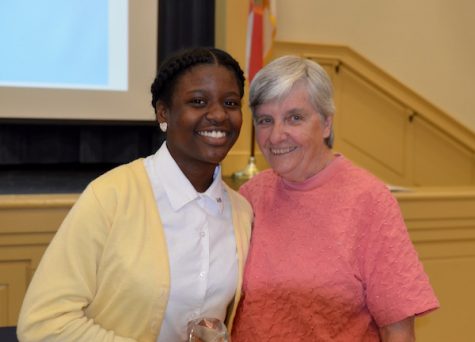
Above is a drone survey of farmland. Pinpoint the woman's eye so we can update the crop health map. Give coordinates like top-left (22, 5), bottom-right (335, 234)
top-left (255, 116), bottom-right (272, 125)
top-left (225, 99), bottom-right (241, 108)
top-left (190, 98), bottom-right (206, 106)
top-left (286, 114), bottom-right (303, 124)
top-left (290, 114), bottom-right (302, 122)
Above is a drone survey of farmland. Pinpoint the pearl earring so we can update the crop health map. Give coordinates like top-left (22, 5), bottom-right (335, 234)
top-left (159, 122), bottom-right (167, 132)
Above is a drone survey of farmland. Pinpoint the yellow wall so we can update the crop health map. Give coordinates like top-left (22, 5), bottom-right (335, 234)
top-left (275, 0), bottom-right (475, 133)
top-left (216, 0), bottom-right (475, 176)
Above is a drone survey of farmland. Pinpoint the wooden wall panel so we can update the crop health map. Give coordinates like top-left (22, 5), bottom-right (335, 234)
top-left (416, 257), bottom-right (475, 342)
top-left (0, 262), bottom-right (28, 326)
top-left (399, 188), bottom-right (475, 342)
top-left (0, 194), bottom-right (76, 328)
top-left (335, 67), bottom-right (410, 184)
top-left (413, 118), bottom-right (474, 186)
top-left (0, 282), bottom-right (7, 325)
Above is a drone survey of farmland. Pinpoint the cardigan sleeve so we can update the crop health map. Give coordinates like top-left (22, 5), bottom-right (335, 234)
top-left (222, 186), bottom-right (253, 334)
top-left (17, 184), bottom-right (136, 342)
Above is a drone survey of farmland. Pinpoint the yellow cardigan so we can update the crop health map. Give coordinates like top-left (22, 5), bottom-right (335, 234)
top-left (17, 159), bottom-right (253, 342)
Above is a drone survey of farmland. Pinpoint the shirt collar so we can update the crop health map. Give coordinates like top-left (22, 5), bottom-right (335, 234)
top-left (201, 166), bottom-right (225, 215)
top-left (155, 143), bottom-right (225, 214)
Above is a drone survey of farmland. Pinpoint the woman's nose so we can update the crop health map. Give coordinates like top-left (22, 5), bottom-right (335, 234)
top-left (269, 121), bottom-right (286, 144)
top-left (205, 104), bottom-right (227, 123)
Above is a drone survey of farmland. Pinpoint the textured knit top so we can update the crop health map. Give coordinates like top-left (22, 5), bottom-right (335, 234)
top-left (231, 155), bottom-right (439, 342)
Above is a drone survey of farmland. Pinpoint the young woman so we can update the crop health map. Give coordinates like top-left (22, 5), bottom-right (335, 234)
top-left (17, 47), bottom-right (253, 342)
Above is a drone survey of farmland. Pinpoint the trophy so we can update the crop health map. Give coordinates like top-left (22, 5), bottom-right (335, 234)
top-left (187, 317), bottom-right (229, 342)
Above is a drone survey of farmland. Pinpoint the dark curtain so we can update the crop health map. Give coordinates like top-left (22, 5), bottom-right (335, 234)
top-left (0, 121), bottom-right (165, 194)
top-left (0, 122), bottom-right (163, 165)
top-left (158, 0), bottom-right (215, 63)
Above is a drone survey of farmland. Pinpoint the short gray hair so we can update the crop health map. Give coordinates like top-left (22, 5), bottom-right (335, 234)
top-left (249, 55), bottom-right (336, 147)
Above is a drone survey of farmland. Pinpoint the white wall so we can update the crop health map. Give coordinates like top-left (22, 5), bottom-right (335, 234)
top-left (276, 0), bottom-right (475, 132)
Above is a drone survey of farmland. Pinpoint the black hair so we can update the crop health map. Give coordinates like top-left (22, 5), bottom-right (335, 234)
top-left (150, 47), bottom-right (245, 110)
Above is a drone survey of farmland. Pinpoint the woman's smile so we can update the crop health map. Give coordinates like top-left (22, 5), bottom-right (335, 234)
top-left (269, 146), bottom-right (298, 155)
top-left (196, 129), bottom-right (229, 145)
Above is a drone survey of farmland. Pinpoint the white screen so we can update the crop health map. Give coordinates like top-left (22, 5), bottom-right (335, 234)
top-left (0, 0), bottom-right (157, 121)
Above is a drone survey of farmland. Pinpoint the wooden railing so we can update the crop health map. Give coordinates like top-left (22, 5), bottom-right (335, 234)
top-left (271, 42), bottom-right (475, 187)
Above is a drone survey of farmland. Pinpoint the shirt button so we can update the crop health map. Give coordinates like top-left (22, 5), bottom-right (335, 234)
top-left (199, 271), bottom-right (205, 279)
top-left (200, 231), bottom-right (206, 238)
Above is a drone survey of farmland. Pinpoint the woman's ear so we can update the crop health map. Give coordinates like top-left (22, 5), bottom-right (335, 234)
top-left (323, 115), bottom-right (333, 138)
top-left (156, 101), bottom-right (169, 133)
top-left (155, 101), bottom-right (168, 124)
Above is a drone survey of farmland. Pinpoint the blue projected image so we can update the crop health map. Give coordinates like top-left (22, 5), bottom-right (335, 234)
top-left (0, 0), bottom-right (109, 88)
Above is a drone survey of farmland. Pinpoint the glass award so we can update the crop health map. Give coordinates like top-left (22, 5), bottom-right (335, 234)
top-left (187, 317), bottom-right (229, 342)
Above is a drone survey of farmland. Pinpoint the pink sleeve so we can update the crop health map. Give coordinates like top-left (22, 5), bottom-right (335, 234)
top-left (362, 191), bottom-right (439, 327)
top-left (238, 181), bottom-right (253, 203)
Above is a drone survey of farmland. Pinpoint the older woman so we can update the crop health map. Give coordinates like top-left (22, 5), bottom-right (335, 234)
top-left (231, 56), bottom-right (439, 341)
top-left (17, 47), bottom-right (252, 342)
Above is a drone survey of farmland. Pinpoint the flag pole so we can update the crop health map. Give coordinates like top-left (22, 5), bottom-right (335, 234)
top-left (231, 1), bottom-right (260, 184)
top-left (231, 120), bottom-right (259, 184)
top-left (232, 0), bottom-right (275, 185)
top-left (250, 123), bottom-right (255, 157)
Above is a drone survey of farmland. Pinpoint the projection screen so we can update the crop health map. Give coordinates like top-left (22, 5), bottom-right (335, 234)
top-left (0, 0), bottom-right (157, 121)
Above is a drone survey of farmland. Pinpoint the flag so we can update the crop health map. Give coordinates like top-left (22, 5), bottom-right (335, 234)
top-left (246, 0), bottom-right (277, 83)
top-left (244, 0), bottom-right (276, 159)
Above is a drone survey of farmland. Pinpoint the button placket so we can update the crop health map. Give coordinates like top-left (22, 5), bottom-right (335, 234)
top-left (199, 221), bottom-right (209, 283)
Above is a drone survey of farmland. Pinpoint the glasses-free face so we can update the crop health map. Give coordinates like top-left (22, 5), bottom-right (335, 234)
top-left (156, 64), bottom-right (243, 176)
top-left (254, 83), bottom-right (333, 182)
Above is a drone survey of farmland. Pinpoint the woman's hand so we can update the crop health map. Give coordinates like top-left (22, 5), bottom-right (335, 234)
top-left (379, 316), bottom-right (415, 342)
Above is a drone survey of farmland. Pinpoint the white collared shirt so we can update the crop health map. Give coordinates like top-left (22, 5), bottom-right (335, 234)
top-left (144, 143), bottom-right (238, 342)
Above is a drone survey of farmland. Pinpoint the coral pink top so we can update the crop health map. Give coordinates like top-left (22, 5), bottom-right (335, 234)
top-left (232, 155), bottom-right (439, 341)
